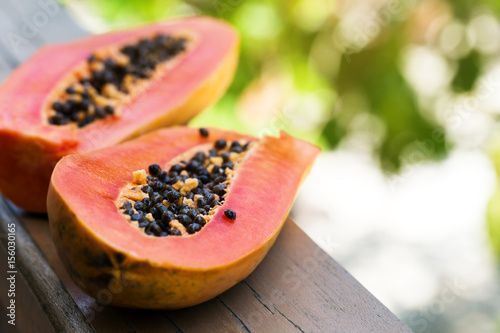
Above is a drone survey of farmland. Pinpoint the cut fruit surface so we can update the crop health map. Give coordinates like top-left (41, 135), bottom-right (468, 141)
top-left (118, 136), bottom-right (254, 237)
top-left (48, 127), bottom-right (319, 309)
top-left (0, 17), bottom-right (239, 212)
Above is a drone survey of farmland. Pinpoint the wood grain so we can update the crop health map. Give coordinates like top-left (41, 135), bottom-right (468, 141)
top-left (0, 197), bottom-right (95, 332)
top-left (12, 200), bottom-right (410, 333)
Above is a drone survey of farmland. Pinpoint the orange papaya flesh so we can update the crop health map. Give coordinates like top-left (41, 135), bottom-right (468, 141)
top-left (47, 127), bottom-right (319, 309)
top-left (0, 17), bottom-right (239, 212)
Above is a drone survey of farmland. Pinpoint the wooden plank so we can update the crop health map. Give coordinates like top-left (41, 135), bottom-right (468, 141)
top-left (14, 202), bottom-right (410, 333)
top-left (0, 4), bottom-right (44, 64)
top-left (0, 0), bottom-right (87, 65)
top-left (0, 246), bottom-right (55, 333)
top-left (0, 197), bottom-right (95, 333)
top-left (5, 0), bottom-right (88, 43)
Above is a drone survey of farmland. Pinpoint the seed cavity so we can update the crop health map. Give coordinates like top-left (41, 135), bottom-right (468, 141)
top-left (48, 34), bottom-right (188, 128)
top-left (118, 138), bottom-right (254, 237)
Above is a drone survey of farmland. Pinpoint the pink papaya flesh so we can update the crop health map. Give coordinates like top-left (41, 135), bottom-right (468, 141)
top-left (0, 17), bottom-right (239, 212)
top-left (47, 127), bottom-right (319, 309)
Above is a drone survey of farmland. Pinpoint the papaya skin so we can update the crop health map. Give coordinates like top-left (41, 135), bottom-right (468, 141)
top-left (49, 186), bottom-right (279, 309)
top-left (0, 17), bottom-right (239, 213)
top-left (47, 127), bottom-right (319, 309)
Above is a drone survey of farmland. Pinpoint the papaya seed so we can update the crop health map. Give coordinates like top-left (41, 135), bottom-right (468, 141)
top-left (119, 139), bottom-right (250, 236)
top-left (48, 33), bottom-right (188, 127)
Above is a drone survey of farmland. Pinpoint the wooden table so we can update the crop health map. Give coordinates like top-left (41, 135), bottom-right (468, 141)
top-left (0, 1), bottom-right (410, 332)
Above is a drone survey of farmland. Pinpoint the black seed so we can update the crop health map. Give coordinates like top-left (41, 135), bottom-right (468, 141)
top-left (224, 209), bottom-right (236, 220)
top-left (162, 210), bottom-right (174, 223)
top-left (191, 188), bottom-right (201, 195)
top-left (177, 215), bottom-right (192, 226)
top-left (215, 139), bottom-right (227, 150)
top-left (151, 180), bottom-right (165, 192)
top-left (205, 193), bottom-right (215, 204)
top-left (192, 152), bottom-right (205, 162)
top-left (155, 203), bottom-right (168, 215)
top-left (139, 221), bottom-right (149, 228)
top-left (149, 164), bottom-right (161, 176)
top-left (208, 149), bottom-right (217, 157)
top-left (178, 206), bottom-right (190, 215)
top-left (185, 192), bottom-right (194, 200)
top-left (203, 205), bottom-right (211, 212)
top-left (243, 142), bottom-right (250, 151)
top-left (52, 101), bottom-right (63, 112)
top-left (170, 164), bottom-right (183, 173)
top-left (123, 209), bottom-right (133, 215)
top-left (168, 203), bottom-right (178, 212)
top-left (212, 165), bottom-right (221, 175)
top-left (167, 191), bottom-right (181, 203)
top-left (214, 176), bottom-right (226, 184)
top-left (213, 184), bottom-right (226, 196)
top-left (158, 171), bottom-right (168, 181)
top-left (197, 168), bottom-right (209, 177)
top-left (178, 204), bottom-right (189, 211)
top-left (186, 160), bottom-right (200, 172)
top-left (150, 223), bottom-right (162, 236)
top-left (105, 105), bottom-right (114, 114)
top-left (219, 152), bottom-right (230, 163)
top-left (62, 101), bottom-right (72, 113)
top-left (121, 201), bottom-right (132, 210)
top-left (131, 214), bottom-right (142, 221)
top-left (134, 202), bottom-right (145, 211)
top-left (141, 186), bottom-right (153, 195)
top-left (230, 141), bottom-right (242, 153)
top-left (141, 197), bottom-right (151, 207)
top-left (187, 223), bottom-right (201, 234)
top-left (95, 106), bottom-right (106, 118)
top-left (104, 58), bottom-right (115, 68)
top-left (187, 209), bottom-right (199, 219)
top-left (160, 232), bottom-right (168, 237)
top-left (197, 175), bottom-right (209, 184)
top-left (171, 228), bottom-right (182, 236)
top-left (222, 162), bottom-right (234, 170)
top-left (168, 175), bottom-right (179, 184)
top-left (199, 128), bottom-right (209, 137)
top-left (66, 86), bottom-right (76, 94)
top-left (80, 99), bottom-right (91, 110)
top-left (69, 112), bottom-right (79, 122)
top-left (198, 209), bottom-right (207, 215)
top-left (151, 193), bottom-right (163, 204)
top-left (194, 215), bottom-right (206, 226)
top-left (149, 207), bottom-right (157, 218)
top-left (196, 197), bottom-right (206, 208)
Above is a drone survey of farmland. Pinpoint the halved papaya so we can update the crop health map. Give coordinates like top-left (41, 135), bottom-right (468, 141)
top-left (0, 17), bottom-right (238, 212)
top-left (47, 127), bottom-right (319, 309)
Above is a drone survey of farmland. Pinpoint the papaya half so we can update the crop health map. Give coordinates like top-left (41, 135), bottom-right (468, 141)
top-left (47, 127), bottom-right (319, 309)
top-left (0, 17), bottom-right (238, 212)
